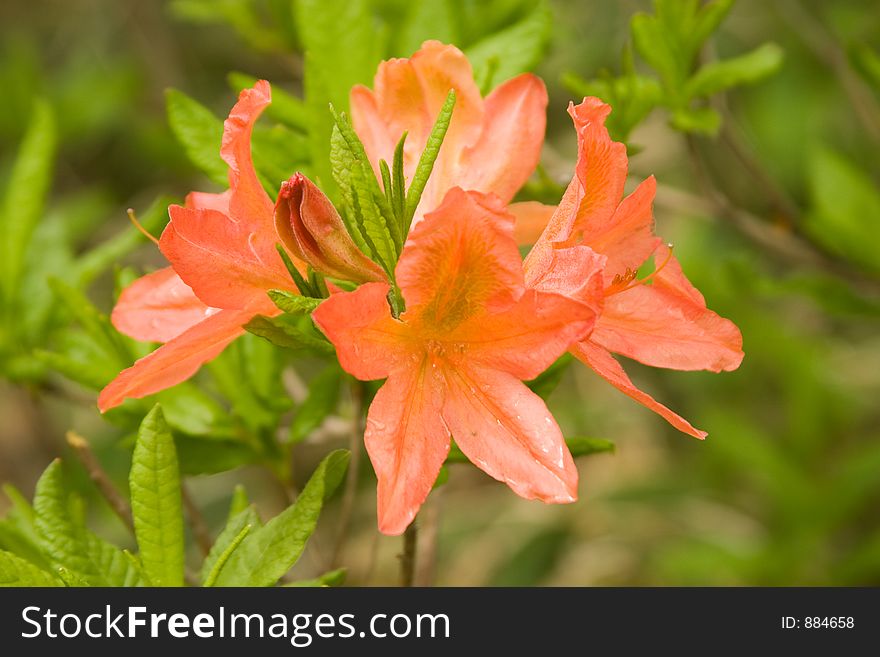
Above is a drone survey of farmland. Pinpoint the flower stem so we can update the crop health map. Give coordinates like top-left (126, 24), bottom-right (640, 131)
top-left (400, 520), bottom-right (418, 587)
top-left (331, 379), bottom-right (365, 567)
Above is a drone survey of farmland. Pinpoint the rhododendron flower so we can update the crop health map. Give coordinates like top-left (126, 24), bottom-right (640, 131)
top-left (313, 188), bottom-right (604, 534)
top-left (525, 98), bottom-right (744, 438)
top-left (274, 172), bottom-right (386, 283)
top-left (99, 81), bottom-right (299, 411)
top-left (351, 40), bottom-right (548, 228)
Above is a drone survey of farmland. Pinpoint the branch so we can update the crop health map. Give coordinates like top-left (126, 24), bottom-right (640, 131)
top-left (400, 520), bottom-right (418, 587)
top-left (65, 431), bottom-right (134, 535)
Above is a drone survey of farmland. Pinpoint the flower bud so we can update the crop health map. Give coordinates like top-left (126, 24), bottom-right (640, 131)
top-left (274, 173), bottom-right (386, 284)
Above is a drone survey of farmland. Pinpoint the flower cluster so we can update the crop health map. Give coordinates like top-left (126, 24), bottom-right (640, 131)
top-left (101, 42), bottom-right (743, 534)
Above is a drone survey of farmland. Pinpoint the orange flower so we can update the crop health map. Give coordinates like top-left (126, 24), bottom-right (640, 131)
top-left (351, 40), bottom-right (548, 227)
top-left (274, 173), bottom-right (386, 283)
top-left (525, 98), bottom-right (744, 438)
top-left (313, 188), bottom-right (603, 534)
top-left (98, 81), bottom-right (299, 412)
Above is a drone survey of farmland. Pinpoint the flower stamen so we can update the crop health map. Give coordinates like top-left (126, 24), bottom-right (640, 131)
top-left (127, 208), bottom-right (160, 246)
top-left (605, 243), bottom-right (674, 297)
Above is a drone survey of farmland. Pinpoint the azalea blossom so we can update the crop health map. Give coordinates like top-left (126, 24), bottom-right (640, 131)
top-left (524, 98), bottom-right (744, 438)
top-left (313, 188), bottom-right (604, 534)
top-left (351, 40), bottom-right (548, 228)
top-left (99, 81), bottom-right (299, 411)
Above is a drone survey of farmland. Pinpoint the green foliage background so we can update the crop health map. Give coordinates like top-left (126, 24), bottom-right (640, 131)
top-left (1, 0), bottom-right (879, 585)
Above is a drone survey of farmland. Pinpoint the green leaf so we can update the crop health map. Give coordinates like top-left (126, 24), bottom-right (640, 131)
top-left (267, 289), bottom-right (322, 315)
top-left (526, 353), bottom-right (573, 400)
top-left (296, 0), bottom-right (379, 194)
top-left (48, 277), bottom-right (131, 363)
top-left (228, 485), bottom-right (250, 521)
top-left (562, 70), bottom-right (661, 142)
top-left (805, 147), bottom-right (880, 274)
top-left (566, 437), bottom-right (616, 458)
top-left (397, 0), bottom-right (458, 57)
top-left (200, 506), bottom-right (259, 585)
top-left (244, 314), bottom-right (334, 353)
top-left (331, 112), bottom-right (400, 270)
top-left (0, 98), bottom-right (55, 306)
top-left (74, 195), bottom-right (175, 287)
top-left (284, 567), bottom-right (347, 587)
top-left (175, 436), bottom-right (262, 476)
top-left (228, 71), bottom-right (309, 131)
top-left (289, 366), bottom-right (343, 444)
top-left (686, 43), bottom-right (784, 98)
top-left (0, 550), bottom-right (61, 587)
top-left (404, 90), bottom-right (456, 231)
top-left (466, 1), bottom-right (552, 84)
top-left (631, 0), bottom-right (734, 100)
top-left (670, 105), bottom-right (721, 135)
top-left (130, 405), bottom-right (185, 587)
top-left (33, 461), bottom-right (141, 586)
top-left (213, 450), bottom-right (350, 586)
top-left (165, 88), bottom-right (227, 185)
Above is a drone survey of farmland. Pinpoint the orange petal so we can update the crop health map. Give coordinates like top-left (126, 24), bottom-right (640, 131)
top-left (456, 287), bottom-right (600, 381)
top-left (525, 243), bottom-right (607, 306)
top-left (396, 188), bottom-right (523, 330)
top-left (571, 340), bottom-right (707, 439)
top-left (98, 305), bottom-right (264, 412)
top-left (311, 282), bottom-right (412, 381)
top-left (185, 190), bottom-right (231, 213)
top-left (221, 80), bottom-right (274, 224)
top-left (531, 98), bottom-right (627, 249)
top-left (352, 41), bottom-right (486, 221)
top-left (592, 246), bottom-right (744, 372)
top-left (582, 176), bottom-right (661, 283)
top-left (365, 360), bottom-right (449, 535)
top-left (442, 364), bottom-right (578, 503)
top-left (510, 201), bottom-right (555, 246)
top-left (160, 205), bottom-right (290, 309)
top-left (111, 267), bottom-right (218, 343)
top-left (274, 173), bottom-right (386, 284)
top-left (459, 74), bottom-right (548, 204)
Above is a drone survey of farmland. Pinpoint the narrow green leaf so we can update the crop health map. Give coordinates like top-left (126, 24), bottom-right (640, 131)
top-left (227, 485), bottom-right (250, 522)
top-left (267, 289), bottom-right (322, 315)
top-left (48, 277), bottom-right (131, 363)
top-left (392, 133), bottom-right (407, 221)
top-left (165, 88), bottom-right (227, 185)
top-left (0, 550), bottom-right (62, 587)
top-left (379, 159), bottom-right (394, 211)
top-left (331, 110), bottom-right (400, 265)
top-left (130, 405), bottom-right (185, 587)
top-left (276, 243), bottom-right (315, 297)
top-left (404, 90), bottom-right (456, 230)
top-left (686, 43), bottom-right (784, 98)
top-left (566, 437), bottom-right (616, 458)
top-left (201, 507), bottom-right (258, 586)
top-left (213, 450), bottom-right (350, 586)
top-left (0, 98), bottom-right (56, 305)
top-left (289, 366), bottom-right (343, 444)
top-left (244, 314), bottom-right (334, 353)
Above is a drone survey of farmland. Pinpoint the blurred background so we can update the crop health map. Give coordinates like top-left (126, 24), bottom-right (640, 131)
top-left (1, 0), bottom-right (879, 586)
